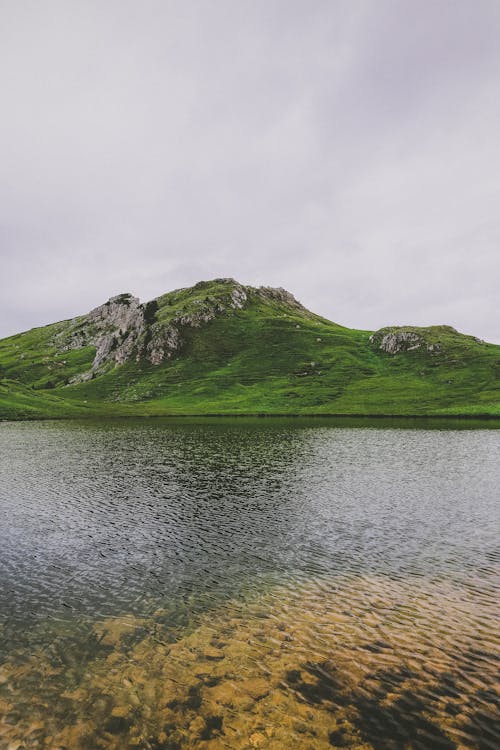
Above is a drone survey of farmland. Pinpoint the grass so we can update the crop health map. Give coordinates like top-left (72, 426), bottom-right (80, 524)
top-left (1, 280), bottom-right (499, 419)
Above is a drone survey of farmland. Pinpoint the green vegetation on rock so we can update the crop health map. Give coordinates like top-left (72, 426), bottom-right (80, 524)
top-left (1, 278), bottom-right (499, 419)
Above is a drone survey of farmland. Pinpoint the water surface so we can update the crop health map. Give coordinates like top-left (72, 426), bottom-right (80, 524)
top-left (0, 419), bottom-right (498, 749)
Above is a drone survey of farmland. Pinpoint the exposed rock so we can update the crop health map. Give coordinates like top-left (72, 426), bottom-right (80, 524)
top-left (144, 323), bottom-right (181, 365)
top-left (370, 327), bottom-right (442, 355)
top-left (231, 285), bottom-right (248, 309)
top-left (53, 279), bottom-right (307, 380)
top-left (55, 295), bottom-right (145, 380)
top-left (87, 293), bottom-right (142, 329)
top-left (370, 330), bottom-right (422, 354)
top-left (175, 304), bottom-right (224, 328)
top-left (257, 286), bottom-right (305, 310)
top-left (60, 295), bottom-right (148, 381)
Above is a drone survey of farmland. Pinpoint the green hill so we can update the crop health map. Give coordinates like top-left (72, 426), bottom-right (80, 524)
top-left (1, 278), bottom-right (499, 419)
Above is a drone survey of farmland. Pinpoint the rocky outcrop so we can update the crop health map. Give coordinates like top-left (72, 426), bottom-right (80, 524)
top-left (54, 282), bottom-right (250, 378)
top-left (56, 294), bottom-right (147, 380)
top-left (88, 294), bottom-right (146, 369)
top-left (53, 279), bottom-right (308, 380)
top-left (370, 329), bottom-right (423, 354)
top-left (257, 286), bottom-right (305, 310)
top-left (230, 284), bottom-right (248, 309)
top-left (369, 327), bottom-right (443, 355)
top-left (143, 322), bottom-right (181, 366)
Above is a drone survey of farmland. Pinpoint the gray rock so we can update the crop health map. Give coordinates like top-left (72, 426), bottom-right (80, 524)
top-left (369, 330), bottom-right (422, 354)
top-left (370, 327), bottom-right (443, 355)
top-left (257, 286), bottom-right (304, 310)
top-left (55, 279), bottom-right (307, 380)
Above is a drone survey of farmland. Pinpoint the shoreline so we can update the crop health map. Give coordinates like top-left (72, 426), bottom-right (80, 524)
top-left (2, 411), bottom-right (500, 424)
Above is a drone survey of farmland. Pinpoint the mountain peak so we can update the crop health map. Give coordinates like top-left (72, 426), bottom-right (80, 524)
top-left (1, 278), bottom-right (499, 418)
top-left (50, 278), bottom-right (307, 381)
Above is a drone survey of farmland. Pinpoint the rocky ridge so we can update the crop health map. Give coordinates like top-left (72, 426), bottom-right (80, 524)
top-left (53, 279), bottom-right (306, 381)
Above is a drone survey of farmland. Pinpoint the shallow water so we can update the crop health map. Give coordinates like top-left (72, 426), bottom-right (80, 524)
top-left (0, 418), bottom-right (499, 749)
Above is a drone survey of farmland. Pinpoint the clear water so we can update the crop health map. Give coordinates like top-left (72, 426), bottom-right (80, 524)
top-left (0, 418), bottom-right (499, 749)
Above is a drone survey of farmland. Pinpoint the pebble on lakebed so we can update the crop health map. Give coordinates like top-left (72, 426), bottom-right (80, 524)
top-left (0, 575), bottom-right (498, 749)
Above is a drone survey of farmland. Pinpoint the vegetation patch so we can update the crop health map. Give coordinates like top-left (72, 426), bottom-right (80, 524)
top-left (1, 279), bottom-right (499, 419)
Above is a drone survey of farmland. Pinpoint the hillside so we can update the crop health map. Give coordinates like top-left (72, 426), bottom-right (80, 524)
top-left (1, 278), bottom-right (499, 419)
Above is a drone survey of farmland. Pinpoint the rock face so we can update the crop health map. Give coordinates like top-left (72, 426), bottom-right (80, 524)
top-left (55, 294), bottom-right (146, 380)
top-left (144, 322), bottom-right (181, 366)
top-left (87, 294), bottom-right (146, 369)
top-left (53, 279), bottom-right (305, 380)
top-left (256, 286), bottom-right (304, 310)
top-left (370, 329), bottom-right (423, 354)
top-left (369, 327), bottom-right (444, 355)
top-left (56, 294), bottom-right (149, 380)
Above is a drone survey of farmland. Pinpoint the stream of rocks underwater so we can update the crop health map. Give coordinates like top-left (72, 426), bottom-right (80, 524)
top-left (0, 418), bottom-right (498, 750)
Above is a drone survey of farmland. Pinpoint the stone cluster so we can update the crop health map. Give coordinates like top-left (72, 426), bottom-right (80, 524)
top-left (1, 575), bottom-right (495, 749)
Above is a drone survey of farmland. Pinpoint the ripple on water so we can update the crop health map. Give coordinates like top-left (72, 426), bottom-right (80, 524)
top-left (0, 420), bottom-right (499, 748)
top-left (0, 573), bottom-right (499, 749)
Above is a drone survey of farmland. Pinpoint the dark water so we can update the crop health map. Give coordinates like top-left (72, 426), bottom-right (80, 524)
top-left (0, 418), bottom-right (499, 749)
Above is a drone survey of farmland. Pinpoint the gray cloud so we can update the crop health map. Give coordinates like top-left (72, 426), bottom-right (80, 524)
top-left (1, 0), bottom-right (499, 341)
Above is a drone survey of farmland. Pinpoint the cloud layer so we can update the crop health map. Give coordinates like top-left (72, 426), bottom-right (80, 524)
top-left (1, 0), bottom-right (499, 341)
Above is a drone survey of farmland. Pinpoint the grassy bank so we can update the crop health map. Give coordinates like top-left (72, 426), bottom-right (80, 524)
top-left (1, 280), bottom-right (499, 420)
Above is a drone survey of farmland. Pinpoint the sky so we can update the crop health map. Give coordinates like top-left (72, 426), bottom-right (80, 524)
top-left (1, 0), bottom-right (499, 342)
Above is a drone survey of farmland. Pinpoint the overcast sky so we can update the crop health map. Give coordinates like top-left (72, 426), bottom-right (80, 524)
top-left (1, 1), bottom-right (499, 342)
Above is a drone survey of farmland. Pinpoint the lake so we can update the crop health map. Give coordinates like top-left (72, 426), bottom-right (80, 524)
top-left (0, 418), bottom-right (498, 749)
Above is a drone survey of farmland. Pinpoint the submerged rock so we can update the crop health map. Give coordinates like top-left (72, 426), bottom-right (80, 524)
top-left (0, 575), bottom-right (496, 749)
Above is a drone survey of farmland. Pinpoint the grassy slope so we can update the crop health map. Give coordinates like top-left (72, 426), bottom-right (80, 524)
top-left (1, 282), bottom-right (499, 418)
